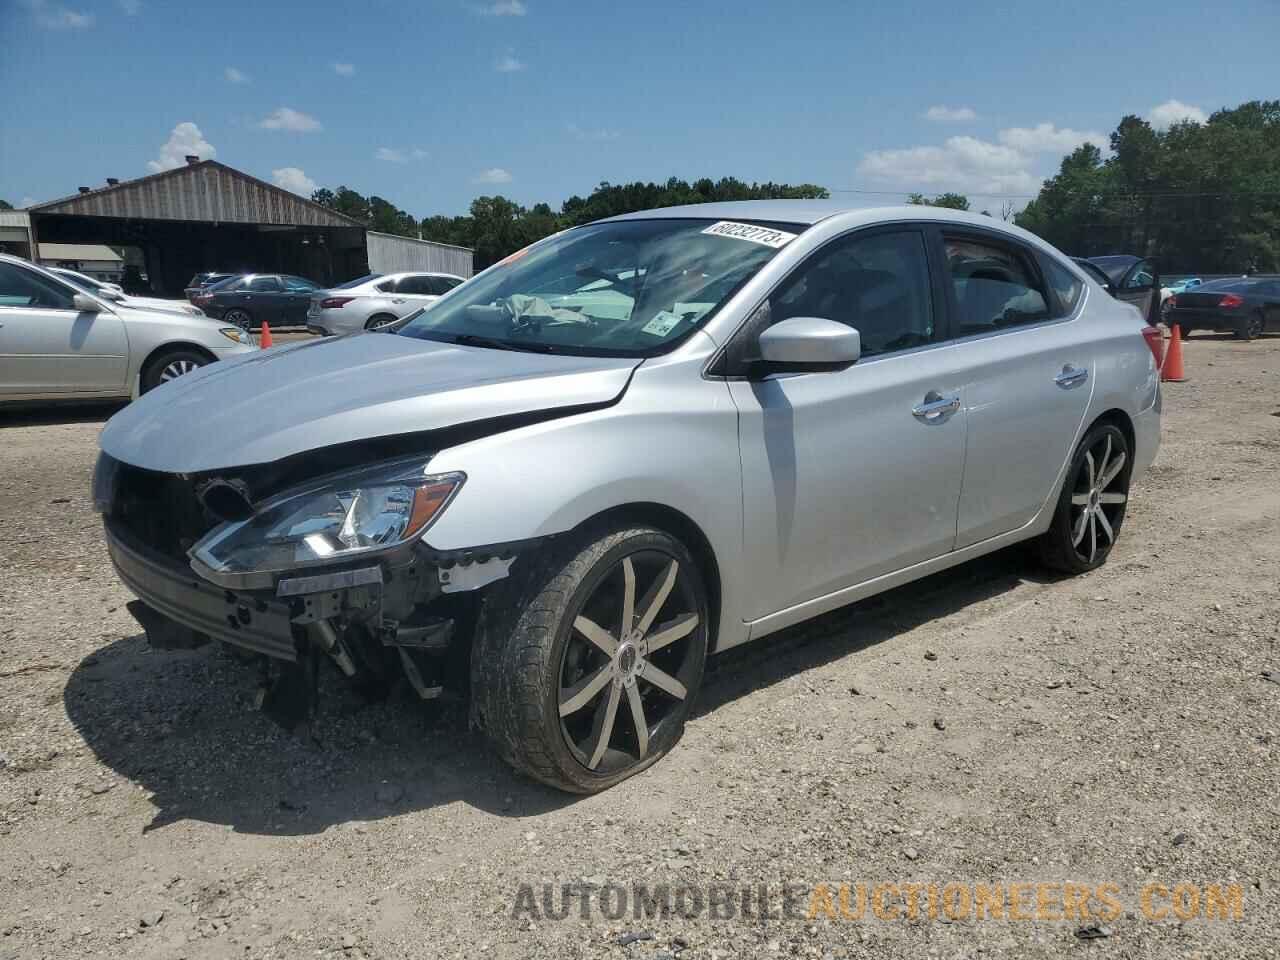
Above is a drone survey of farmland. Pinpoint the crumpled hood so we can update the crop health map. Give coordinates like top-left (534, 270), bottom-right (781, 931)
top-left (100, 333), bottom-right (640, 473)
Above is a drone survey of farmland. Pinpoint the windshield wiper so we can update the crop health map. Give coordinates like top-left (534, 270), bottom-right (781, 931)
top-left (450, 333), bottom-right (558, 354)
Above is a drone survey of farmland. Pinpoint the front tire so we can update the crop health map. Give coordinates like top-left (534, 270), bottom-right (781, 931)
top-left (1037, 423), bottom-right (1131, 574)
top-left (140, 348), bottom-right (211, 394)
top-left (472, 525), bottom-right (709, 794)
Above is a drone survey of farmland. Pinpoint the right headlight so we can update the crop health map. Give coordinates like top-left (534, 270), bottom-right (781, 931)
top-left (190, 460), bottom-right (464, 578)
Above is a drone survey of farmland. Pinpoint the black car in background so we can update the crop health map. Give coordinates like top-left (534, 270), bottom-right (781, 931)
top-left (1166, 277), bottom-right (1280, 340)
top-left (1072, 255), bottom-right (1161, 326)
top-left (193, 273), bottom-right (321, 329)
top-left (183, 272), bottom-right (239, 303)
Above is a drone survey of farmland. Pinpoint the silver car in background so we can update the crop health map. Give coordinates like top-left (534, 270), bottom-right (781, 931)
top-left (306, 271), bottom-right (465, 335)
top-left (50, 267), bottom-right (209, 319)
top-left (96, 203), bottom-right (1159, 793)
top-left (0, 253), bottom-right (257, 400)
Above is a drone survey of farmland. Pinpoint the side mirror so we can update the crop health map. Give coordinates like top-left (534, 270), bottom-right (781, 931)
top-left (72, 293), bottom-right (102, 313)
top-left (757, 316), bottom-right (860, 373)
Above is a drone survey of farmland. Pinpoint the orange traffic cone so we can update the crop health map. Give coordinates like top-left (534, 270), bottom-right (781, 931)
top-left (1161, 323), bottom-right (1186, 382)
top-left (259, 320), bottom-right (273, 348)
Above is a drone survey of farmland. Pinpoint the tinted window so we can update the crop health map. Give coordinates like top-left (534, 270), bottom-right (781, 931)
top-left (376, 280), bottom-right (396, 293)
top-left (396, 275), bottom-right (436, 295)
top-left (946, 238), bottom-right (1049, 334)
top-left (1124, 260), bottom-right (1156, 290)
top-left (248, 276), bottom-right (282, 292)
top-left (282, 276), bottom-right (316, 292)
top-left (1041, 256), bottom-right (1084, 316)
top-left (765, 230), bottom-right (934, 357)
top-left (0, 263), bottom-right (77, 310)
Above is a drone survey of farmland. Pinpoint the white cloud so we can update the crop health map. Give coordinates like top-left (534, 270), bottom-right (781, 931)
top-left (147, 122), bottom-right (217, 173)
top-left (376, 147), bottom-right (408, 163)
top-left (474, 168), bottom-right (513, 185)
top-left (333, 62), bottom-right (356, 77)
top-left (258, 107), bottom-right (322, 132)
top-left (923, 105), bottom-right (976, 123)
top-left (474, 0), bottom-right (526, 14)
top-left (569, 123), bottom-right (619, 142)
top-left (411, 148), bottom-right (429, 160)
top-left (859, 135), bottom-right (1043, 197)
top-left (224, 66), bottom-right (249, 84)
top-left (119, 0), bottom-right (140, 14)
top-left (495, 52), bottom-right (525, 73)
top-left (1149, 99), bottom-right (1207, 129)
top-left (997, 123), bottom-right (1107, 154)
top-left (271, 167), bottom-right (317, 195)
top-left (23, 0), bottom-right (93, 28)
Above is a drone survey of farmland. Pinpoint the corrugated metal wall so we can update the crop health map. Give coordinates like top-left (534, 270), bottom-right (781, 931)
top-left (366, 231), bottom-right (474, 277)
top-left (32, 163), bottom-right (356, 228)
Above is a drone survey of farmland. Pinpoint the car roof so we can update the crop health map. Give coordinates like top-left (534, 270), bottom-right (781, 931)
top-left (599, 200), bottom-right (1006, 228)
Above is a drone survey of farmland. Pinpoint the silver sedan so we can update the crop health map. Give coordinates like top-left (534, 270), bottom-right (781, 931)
top-left (306, 271), bottom-right (464, 335)
top-left (0, 253), bottom-right (257, 401)
top-left (96, 203), bottom-right (1160, 793)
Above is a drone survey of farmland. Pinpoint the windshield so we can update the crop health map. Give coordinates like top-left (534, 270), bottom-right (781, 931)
top-left (396, 218), bottom-right (801, 356)
top-left (335, 273), bottom-right (382, 290)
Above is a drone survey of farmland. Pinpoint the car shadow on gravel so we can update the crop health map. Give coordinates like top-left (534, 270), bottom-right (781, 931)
top-left (64, 546), bottom-right (1055, 836)
top-left (0, 401), bottom-right (126, 427)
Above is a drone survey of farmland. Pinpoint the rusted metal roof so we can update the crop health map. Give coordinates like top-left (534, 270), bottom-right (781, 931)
top-left (29, 161), bottom-right (364, 228)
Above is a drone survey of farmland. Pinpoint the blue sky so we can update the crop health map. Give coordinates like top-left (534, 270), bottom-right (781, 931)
top-left (2, 0), bottom-right (1277, 216)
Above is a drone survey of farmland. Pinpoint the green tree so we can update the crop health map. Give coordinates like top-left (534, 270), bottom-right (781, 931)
top-left (907, 192), bottom-right (971, 210)
top-left (0, 199), bottom-right (13, 211)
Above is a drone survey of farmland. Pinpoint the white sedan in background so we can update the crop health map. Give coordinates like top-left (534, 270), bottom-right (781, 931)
top-left (306, 271), bottom-right (465, 336)
top-left (0, 254), bottom-right (257, 401)
top-left (50, 267), bottom-right (209, 318)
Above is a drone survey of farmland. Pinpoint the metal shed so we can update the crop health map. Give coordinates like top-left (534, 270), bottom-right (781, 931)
top-left (24, 159), bottom-right (370, 295)
top-left (366, 231), bottom-right (474, 278)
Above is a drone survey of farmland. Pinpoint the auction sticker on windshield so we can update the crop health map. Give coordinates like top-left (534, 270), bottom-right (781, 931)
top-left (702, 221), bottom-right (798, 248)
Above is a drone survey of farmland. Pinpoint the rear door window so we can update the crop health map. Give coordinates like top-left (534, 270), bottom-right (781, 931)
top-left (945, 237), bottom-right (1050, 335)
top-left (396, 275), bottom-right (435, 295)
top-left (248, 276), bottom-right (283, 292)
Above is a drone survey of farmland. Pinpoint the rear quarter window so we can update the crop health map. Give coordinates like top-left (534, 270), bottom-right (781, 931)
top-left (1041, 256), bottom-right (1084, 317)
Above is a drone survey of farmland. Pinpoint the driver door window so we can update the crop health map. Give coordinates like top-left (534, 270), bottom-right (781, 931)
top-left (0, 263), bottom-right (77, 310)
top-left (763, 230), bottom-right (935, 358)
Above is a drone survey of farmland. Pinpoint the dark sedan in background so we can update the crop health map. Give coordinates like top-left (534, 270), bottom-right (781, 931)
top-left (1166, 277), bottom-right (1280, 340)
top-left (193, 273), bottom-right (321, 329)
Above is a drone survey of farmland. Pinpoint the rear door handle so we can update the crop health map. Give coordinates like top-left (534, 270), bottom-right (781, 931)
top-left (1054, 364), bottom-right (1089, 388)
top-left (912, 391), bottom-right (961, 423)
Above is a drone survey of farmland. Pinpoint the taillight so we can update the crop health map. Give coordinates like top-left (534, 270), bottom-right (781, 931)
top-left (320, 297), bottom-right (355, 309)
top-left (1219, 294), bottom-right (1244, 308)
top-left (1141, 326), bottom-right (1164, 367)
top-left (1166, 294), bottom-right (1176, 309)
top-left (193, 294), bottom-right (212, 306)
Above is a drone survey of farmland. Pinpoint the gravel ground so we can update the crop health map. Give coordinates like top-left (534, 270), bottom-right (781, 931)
top-left (1, 333), bottom-right (1277, 959)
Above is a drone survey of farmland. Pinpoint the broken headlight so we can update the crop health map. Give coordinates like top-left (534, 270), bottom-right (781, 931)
top-left (190, 460), bottom-right (463, 576)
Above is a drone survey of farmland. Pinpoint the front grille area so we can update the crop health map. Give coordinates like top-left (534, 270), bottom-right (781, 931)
top-left (100, 454), bottom-right (219, 561)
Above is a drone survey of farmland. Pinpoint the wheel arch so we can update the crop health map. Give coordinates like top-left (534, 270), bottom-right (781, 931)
top-left (140, 340), bottom-right (219, 375)
top-left (569, 501), bottom-right (723, 651)
top-left (1087, 407), bottom-right (1135, 458)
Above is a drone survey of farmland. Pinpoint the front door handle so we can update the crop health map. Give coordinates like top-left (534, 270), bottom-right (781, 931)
top-left (1054, 364), bottom-right (1089, 388)
top-left (912, 391), bottom-right (961, 423)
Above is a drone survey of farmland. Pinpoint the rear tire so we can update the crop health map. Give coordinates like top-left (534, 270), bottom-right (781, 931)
top-left (365, 314), bottom-right (399, 331)
top-left (471, 524), bottom-right (709, 794)
top-left (223, 308), bottom-right (253, 330)
top-left (140, 348), bottom-right (211, 394)
top-left (1234, 311), bottom-right (1264, 341)
top-left (1037, 423), bottom-right (1131, 575)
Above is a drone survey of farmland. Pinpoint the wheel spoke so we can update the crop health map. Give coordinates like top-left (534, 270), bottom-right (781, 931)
top-left (559, 664), bottom-right (613, 717)
top-left (639, 660), bottom-right (687, 701)
top-left (1084, 450), bottom-right (1096, 489)
top-left (1071, 507), bottom-right (1089, 547)
top-left (635, 560), bottom-right (679, 636)
top-left (1088, 511), bottom-right (1097, 561)
top-left (1099, 491), bottom-right (1127, 505)
top-left (621, 556), bottom-right (636, 636)
top-left (587, 682), bottom-right (622, 770)
top-left (1071, 492), bottom-right (1090, 506)
top-left (1095, 506), bottom-right (1114, 543)
top-left (1100, 451), bottom-right (1127, 489)
top-left (645, 612), bottom-right (699, 654)
top-left (1097, 436), bottom-right (1112, 487)
top-left (573, 616), bottom-right (617, 656)
top-left (626, 683), bottom-right (649, 759)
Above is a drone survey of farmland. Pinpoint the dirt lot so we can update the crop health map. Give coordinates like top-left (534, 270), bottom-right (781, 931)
top-left (1, 333), bottom-right (1277, 960)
